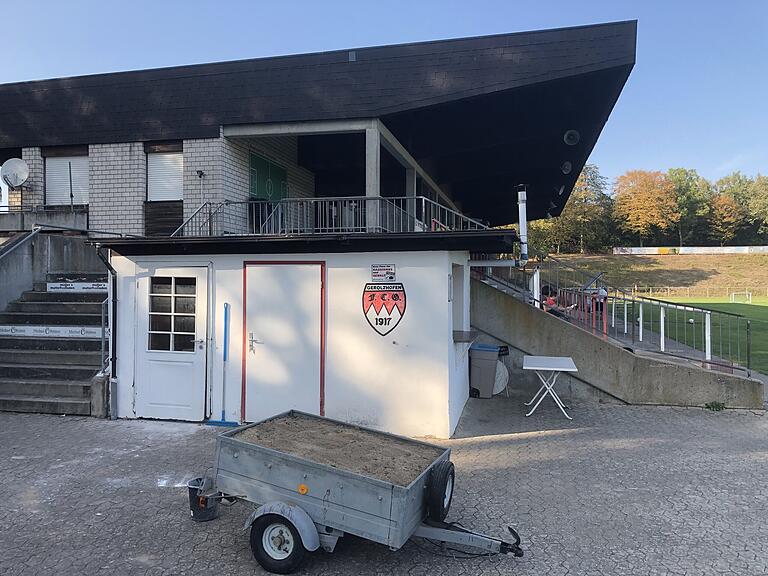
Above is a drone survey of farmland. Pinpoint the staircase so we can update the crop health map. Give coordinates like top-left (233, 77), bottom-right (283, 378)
top-left (0, 274), bottom-right (106, 415)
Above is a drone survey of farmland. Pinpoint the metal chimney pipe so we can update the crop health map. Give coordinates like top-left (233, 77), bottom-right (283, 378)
top-left (517, 184), bottom-right (528, 267)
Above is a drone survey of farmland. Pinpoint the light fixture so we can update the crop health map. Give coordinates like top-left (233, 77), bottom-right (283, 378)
top-left (563, 129), bottom-right (580, 146)
top-left (556, 184), bottom-right (565, 196)
top-left (561, 161), bottom-right (572, 175)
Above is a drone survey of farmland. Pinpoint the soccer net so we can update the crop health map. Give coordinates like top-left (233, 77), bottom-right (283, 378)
top-left (730, 291), bottom-right (752, 304)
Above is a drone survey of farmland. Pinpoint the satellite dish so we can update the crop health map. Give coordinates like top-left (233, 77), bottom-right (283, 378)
top-left (1, 158), bottom-right (30, 189)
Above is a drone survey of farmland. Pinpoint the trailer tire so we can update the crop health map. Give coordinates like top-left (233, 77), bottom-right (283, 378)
top-left (427, 460), bottom-right (455, 522)
top-left (250, 514), bottom-right (306, 574)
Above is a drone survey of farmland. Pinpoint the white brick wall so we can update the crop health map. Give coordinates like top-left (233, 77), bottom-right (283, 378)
top-left (89, 143), bottom-right (146, 235)
top-left (18, 148), bottom-right (44, 207)
top-left (15, 135), bottom-right (316, 235)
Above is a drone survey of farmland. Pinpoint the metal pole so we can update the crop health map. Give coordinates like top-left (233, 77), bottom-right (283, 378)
top-left (705, 311), bottom-right (712, 361)
top-left (659, 306), bottom-right (665, 352)
top-left (624, 300), bottom-right (628, 335)
top-left (639, 302), bottom-right (644, 342)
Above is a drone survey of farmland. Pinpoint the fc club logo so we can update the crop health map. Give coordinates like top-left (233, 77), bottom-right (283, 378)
top-left (362, 283), bottom-right (406, 336)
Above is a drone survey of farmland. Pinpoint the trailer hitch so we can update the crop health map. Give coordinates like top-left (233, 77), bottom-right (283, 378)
top-left (499, 526), bottom-right (524, 557)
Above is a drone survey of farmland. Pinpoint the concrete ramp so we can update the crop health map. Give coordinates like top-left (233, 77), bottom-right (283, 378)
top-left (471, 279), bottom-right (764, 410)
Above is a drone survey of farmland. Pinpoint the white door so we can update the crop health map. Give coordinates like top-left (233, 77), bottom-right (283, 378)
top-left (245, 263), bottom-right (323, 422)
top-left (135, 267), bottom-right (208, 420)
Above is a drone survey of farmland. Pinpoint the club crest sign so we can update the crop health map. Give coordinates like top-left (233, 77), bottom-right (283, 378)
top-left (362, 283), bottom-right (406, 336)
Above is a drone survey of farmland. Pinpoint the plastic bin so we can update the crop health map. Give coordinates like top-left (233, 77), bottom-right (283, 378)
top-left (469, 343), bottom-right (500, 399)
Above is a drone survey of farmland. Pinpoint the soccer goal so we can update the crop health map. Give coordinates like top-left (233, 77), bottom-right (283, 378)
top-left (730, 291), bottom-right (752, 304)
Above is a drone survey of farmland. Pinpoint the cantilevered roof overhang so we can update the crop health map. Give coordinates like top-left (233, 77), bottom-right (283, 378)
top-left (96, 230), bottom-right (518, 257)
top-left (0, 21), bottom-right (636, 224)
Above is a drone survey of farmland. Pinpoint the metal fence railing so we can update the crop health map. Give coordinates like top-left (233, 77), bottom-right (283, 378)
top-left (100, 296), bottom-right (110, 373)
top-left (473, 256), bottom-right (753, 377)
top-left (172, 196), bottom-right (487, 237)
top-left (622, 286), bottom-right (768, 299)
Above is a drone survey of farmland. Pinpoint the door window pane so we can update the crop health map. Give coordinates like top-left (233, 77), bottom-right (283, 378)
top-left (147, 275), bottom-right (199, 353)
top-left (174, 296), bottom-right (195, 314)
top-left (149, 333), bottom-right (171, 351)
top-left (150, 277), bottom-right (172, 294)
top-left (150, 296), bottom-right (171, 313)
top-left (173, 334), bottom-right (195, 352)
top-left (149, 314), bottom-right (171, 332)
top-left (173, 315), bottom-right (195, 333)
top-left (175, 277), bottom-right (196, 294)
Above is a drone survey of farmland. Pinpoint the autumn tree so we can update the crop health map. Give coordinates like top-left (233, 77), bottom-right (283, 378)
top-left (667, 168), bottom-right (712, 246)
top-left (613, 170), bottom-right (680, 246)
top-left (708, 193), bottom-right (743, 246)
top-left (748, 174), bottom-right (768, 238)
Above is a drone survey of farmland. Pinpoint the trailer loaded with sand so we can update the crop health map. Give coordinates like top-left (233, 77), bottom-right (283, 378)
top-left (188, 411), bottom-right (523, 573)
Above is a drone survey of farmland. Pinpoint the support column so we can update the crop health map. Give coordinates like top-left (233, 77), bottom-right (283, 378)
top-left (365, 127), bottom-right (380, 232)
top-left (405, 168), bottom-right (416, 232)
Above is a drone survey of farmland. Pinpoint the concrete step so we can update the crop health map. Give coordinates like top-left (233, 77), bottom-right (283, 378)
top-left (0, 363), bottom-right (98, 381)
top-left (0, 312), bottom-right (102, 325)
top-left (6, 301), bottom-right (104, 314)
top-left (0, 378), bottom-right (90, 398)
top-left (21, 291), bottom-right (107, 303)
top-left (0, 394), bottom-right (90, 415)
top-left (0, 349), bottom-right (102, 366)
top-left (0, 336), bottom-right (101, 352)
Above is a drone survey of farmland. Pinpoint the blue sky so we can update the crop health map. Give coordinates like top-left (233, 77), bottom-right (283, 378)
top-left (1, 0), bottom-right (766, 184)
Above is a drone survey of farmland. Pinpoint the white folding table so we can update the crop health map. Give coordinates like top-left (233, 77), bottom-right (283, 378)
top-left (522, 356), bottom-right (578, 420)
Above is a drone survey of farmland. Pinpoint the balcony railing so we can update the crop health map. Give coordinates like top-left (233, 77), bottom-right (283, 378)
top-left (172, 196), bottom-right (487, 237)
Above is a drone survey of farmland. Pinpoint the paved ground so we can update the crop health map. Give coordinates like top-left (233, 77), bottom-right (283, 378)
top-left (2, 392), bottom-right (768, 575)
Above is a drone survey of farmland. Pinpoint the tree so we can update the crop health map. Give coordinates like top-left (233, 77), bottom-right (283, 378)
top-left (539, 164), bottom-right (614, 253)
top-left (613, 170), bottom-right (680, 246)
top-left (667, 168), bottom-right (712, 246)
top-left (708, 194), bottom-right (743, 246)
top-left (748, 174), bottom-right (768, 238)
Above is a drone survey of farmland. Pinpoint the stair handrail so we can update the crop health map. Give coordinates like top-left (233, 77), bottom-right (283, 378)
top-left (0, 226), bottom-right (41, 262)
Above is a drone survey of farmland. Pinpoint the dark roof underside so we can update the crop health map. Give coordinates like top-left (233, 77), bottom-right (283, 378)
top-left (0, 21), bottom-right (636, 224)
top-left (96, 230), bottom-right (517, 257)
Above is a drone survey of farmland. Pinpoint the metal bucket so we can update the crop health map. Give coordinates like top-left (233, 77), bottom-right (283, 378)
top-left (187, 477), bottom-right (219, 522)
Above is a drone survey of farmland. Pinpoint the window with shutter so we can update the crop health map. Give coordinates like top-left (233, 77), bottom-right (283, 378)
top-left (147, 152), bottom-right (183, 201)
top-left (45, 156), bottom-right (89, 205)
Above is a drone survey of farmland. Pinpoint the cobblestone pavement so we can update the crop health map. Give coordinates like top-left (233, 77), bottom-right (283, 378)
top-left (2, 394), bottom-right (768, 575)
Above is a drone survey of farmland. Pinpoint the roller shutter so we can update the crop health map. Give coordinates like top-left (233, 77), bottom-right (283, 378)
top-left (147, 152), bottom-right (183, 201)
top-left (45, 156), bottom-right (89, 205)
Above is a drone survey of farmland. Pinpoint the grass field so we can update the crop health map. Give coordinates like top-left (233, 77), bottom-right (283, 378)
top-left (667, 297), bottom-right (768, 376)
top-left (558, 253), bottom-right (768, 296)
top-left (554, 253), bottom-right (768, 375)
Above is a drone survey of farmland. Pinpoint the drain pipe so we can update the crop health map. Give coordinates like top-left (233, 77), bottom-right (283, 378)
top-left (517, 184), bottom-right (529, 268)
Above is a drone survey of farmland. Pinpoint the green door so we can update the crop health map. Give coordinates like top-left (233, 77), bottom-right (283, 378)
top-left (249, 153), bottom-right (288, 201)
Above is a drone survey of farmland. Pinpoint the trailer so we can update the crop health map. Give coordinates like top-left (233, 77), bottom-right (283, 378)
top-left (190, 410), bottom-right (523, 573)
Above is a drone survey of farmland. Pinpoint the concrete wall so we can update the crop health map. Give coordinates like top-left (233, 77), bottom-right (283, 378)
top-left (471, 279), bottom-right (764, 410)
top-left (112, 250), bottom-right (468, 438)
top-left (0, 232), bottom-right (106, 311)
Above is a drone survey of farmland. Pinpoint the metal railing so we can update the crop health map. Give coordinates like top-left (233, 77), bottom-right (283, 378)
top-left (474, 255), bottom-right (753, 376)
top-left (100, 296), bottom-right (110, 373)
top-left (172, 196), bottom-right (487, 237)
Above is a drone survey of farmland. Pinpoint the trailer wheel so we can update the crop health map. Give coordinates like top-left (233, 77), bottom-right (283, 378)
top-left (250, 514), bottom-right (306, 574)
top-left (427, 460), bottom-right (455, 521)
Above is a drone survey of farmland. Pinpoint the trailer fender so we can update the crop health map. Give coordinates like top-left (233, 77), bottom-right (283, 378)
top-left (243, 501), bottom-right (320, 552)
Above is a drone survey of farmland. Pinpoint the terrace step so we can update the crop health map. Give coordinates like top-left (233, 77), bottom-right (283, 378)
top-left (0, 349), bottom-right (102, 366)
top-left (5, 301), bottom-right (104, 314)
top-left (0, 312), bottom-right (102, 325)
top-left (20, 291), bottom-right (107, 303)
top-left (0, 378), bottom-right (90, 398)
top-left (0, 362), bottom-right (99, 381)
top-left (0, 394), bottom-right (90, 415)
top-left (0, 336), bottom-right (101, 352)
